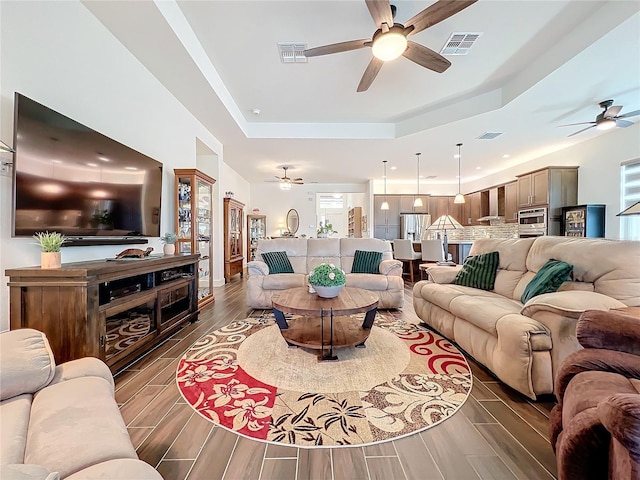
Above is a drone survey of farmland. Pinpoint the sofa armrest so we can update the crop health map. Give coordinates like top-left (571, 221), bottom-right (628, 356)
top-left (0, 329), bottom-right (56, 401)
top-left (0, 464), bottom-right (59, 480)
top-left (247, 260), bottom-right (269, 276)
top-left (554, 348), bottom-right (640, 402)
top-left (426, 265), bottom-right (462, 284)
top-left (379, 259), bottom-right (402, 276)
top-left (597, 393), bottom-right (640, 461)
top-left (48, 357), bottom-right (115, 393)
top-left (521, 291), bottom-right (626, 319)
top-left (577, 309), bottom-right (640, 355)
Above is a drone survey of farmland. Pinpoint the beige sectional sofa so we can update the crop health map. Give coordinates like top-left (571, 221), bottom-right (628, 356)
top-left (247, 237), bottom-right (404, 309)
top-left (0, 328), bottom-right (162, 480)
top-left (413, 236), bottom-right (640, 400)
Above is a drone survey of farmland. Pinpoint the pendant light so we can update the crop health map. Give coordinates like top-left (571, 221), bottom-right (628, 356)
top-left (381, 160), bottom-right (389, 210)
top-left (453, 142), bottom-right (465, 204)
top-left (413, 153), bottom-right (423, 208)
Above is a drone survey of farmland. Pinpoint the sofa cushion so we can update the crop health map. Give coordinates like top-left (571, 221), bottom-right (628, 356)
top-left (0, 329), bottom-right (55, 401)
top-left (351, 250), bottom-right (383, 274)
top-left (0, 393), bottom-right (32, 464)
top-left (450, 292), bottom-right (524, 336)
top-left (346, 273), bottom-right (391, 291)
top-left (521, 259), bottom-right (574, 303)
top-left (262, 251), bottom-right (294, 274)
top-left (0, 464), bottom-right (59, 480)
top-left (26, 376), bottom-right (137, 479)
top-left (261, 273), bottom-right (306, 290)
top-left (64, 459), bottom-right (162, 480)
top-left (454, 251), bottom-right (500, 290)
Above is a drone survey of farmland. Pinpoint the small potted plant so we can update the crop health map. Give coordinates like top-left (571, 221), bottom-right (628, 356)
top-left (317, 221), bottom-right (337, 238)
top-left (160, 232), bottom-right (179, 255)
top-left (33, 231), bottom-right (67, 269)
top-left (308, 263), bottom-right (346, 298)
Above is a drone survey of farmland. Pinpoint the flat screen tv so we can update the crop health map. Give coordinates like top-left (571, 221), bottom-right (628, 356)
top-left (12, 93), bottom-right (163, 239)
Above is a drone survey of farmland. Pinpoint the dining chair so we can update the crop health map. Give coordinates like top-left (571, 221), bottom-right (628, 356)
top-left (421, 239), bottom-right (445, 263)
top-left (392, 239), bottom-right (421, 282)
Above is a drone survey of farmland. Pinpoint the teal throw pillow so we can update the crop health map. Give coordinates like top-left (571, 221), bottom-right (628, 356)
top-left (453, 251), bottom-right (500, 291)
top-left (351, 250), bottom-right (383, 274)
top-left (521, 259), bottom-right (573, 304)
top-left (262, 251), bottom-right (294, 274)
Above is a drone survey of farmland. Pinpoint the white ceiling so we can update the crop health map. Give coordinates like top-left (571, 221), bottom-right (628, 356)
top-left (84, 0), bottom-right (640, 188)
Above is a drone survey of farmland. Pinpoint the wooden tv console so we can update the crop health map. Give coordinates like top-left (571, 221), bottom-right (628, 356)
top-left (7, 254), bottom-right (200, 373)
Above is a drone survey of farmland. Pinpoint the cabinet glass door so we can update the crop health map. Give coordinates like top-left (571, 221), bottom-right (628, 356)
top-left (177, 178), bottom-right (192, 254)
top-left (247, 215), bottom-right (266, 261)
top-left (196, 179), bottom-right (212, 301)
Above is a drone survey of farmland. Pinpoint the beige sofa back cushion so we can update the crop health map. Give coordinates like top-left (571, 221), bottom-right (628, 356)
top-left (257, 238), bottom-right (308, 274)
top-left (469, 238), bottom-right (536, 300)
top-left (307, 238), bottom-right (342, 271)
top-left (0, 329), bottom-right (55, 401)
top-left (523, 237), bottom-right (640, 306)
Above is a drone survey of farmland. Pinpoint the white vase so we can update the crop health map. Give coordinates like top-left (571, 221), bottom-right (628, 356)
top-left (163, 244), bottom-right (176, 255)
top-left (313, 284), bottom-right (345, 298)
top-left (41, 252), bottom-right (61, 269)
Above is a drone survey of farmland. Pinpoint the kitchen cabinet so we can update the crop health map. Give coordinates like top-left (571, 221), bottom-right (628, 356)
top-left (174, 168), bottom-right (215, 307)
top-left (374, 195), bottom-right (401, 240)
top-left (517, 167), bottom-right (578, 234)
top-left (428, 196), bottom-right (450, 222)
top-left (504, 181), bottom-right (518, 223)
top-left (461, 192), bottom-right (487, 226)
top-left (224, 198), bottom-right (245, 282)
top-left (400, 195), bottom-right (429, 214)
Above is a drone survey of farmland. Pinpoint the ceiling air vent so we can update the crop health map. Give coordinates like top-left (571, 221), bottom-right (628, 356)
top-left (278, 43), bottom-right (308, 63)
top-left (440, 32), bottom-right (482, 55)
top-left (477, 132), bottom-right (503, 140)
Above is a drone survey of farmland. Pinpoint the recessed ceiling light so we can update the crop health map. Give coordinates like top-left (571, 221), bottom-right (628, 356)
top-left (390, 166), bottom-right (397, 170)
top-left (476, 166), bottom-right (481, 170)
top-left (86, 163), bottom-right (97, 167)
top-left (52, 160), bottom-right (62, 164)
top-left (454, 154), bottom-right (460, 158)
top-left (125, 167), bottom-right (138, 171)
top-left (251, 108), bottom-right (261, 115)
top-left (98, 156), bottom-right (110, 162)
top-left (502, 154), bottom-right (510, 158)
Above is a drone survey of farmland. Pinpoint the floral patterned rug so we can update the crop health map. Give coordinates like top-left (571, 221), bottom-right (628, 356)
top-left (176, 312), bottom-right (472, 448)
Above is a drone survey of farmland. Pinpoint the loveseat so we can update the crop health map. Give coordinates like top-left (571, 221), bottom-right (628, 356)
top-left (413, 236), bottom-right (640, 399)
top-left (0, 328), bottom-right (162, 480)
top-left (246, 237), bottom-right (404, 309)
top-left (550, 308), bottom-right (640, 480)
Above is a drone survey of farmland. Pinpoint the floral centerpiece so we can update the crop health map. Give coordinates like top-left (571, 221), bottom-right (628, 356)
top-left (308, 263), bottom-right (346, 298)
top-left (316, 221), bottom-right (337, 238)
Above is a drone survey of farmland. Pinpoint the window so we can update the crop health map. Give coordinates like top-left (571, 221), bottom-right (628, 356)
top-left (318, 194), bottom-right (344, 209)
top-left (620, 159), bottom-right (640, 240)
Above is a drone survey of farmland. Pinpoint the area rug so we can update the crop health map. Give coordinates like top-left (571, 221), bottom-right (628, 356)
top-left (176, 312), bottom-right (472, 447)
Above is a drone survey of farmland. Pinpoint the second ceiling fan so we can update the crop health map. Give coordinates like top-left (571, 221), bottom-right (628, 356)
top-left (303, 0), bottom-right (477, 92)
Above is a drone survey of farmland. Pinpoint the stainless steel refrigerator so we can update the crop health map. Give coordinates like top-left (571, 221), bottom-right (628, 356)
top-left (400, 214), bottom-right (431, 241)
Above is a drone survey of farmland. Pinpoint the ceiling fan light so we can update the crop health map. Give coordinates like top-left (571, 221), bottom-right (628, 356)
top-left (380, 201), bottom-right (389, 210)
top-left (279, 181), bottom-right (291, 191)
top-left (596, 118), bottom-right (616, 130)
top-left (372, 32), bottom-right (407, 61)
top-left (454, 193), bottom-right (466, 204)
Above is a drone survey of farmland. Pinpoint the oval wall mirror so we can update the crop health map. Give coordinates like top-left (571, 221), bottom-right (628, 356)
top-left (286, 209), bottom-right (299, 235)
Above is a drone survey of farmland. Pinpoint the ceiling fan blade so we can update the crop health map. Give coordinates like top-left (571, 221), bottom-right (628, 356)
top-left (557, 121), bottom-right (596, 127)
top-left (615, 119), bottom-right (634, 128)
top-left (605, 105), bottom-right (622, 117)
top-left (357, 56), bottom-right (384, 92)
top-left (617, 109), bottom-right (640, 119)
top-left (568, 125), bottom-right (596, 137)
top-left (303, 39), bottom-right (370, 58)
top-left (274, 175), bottom-right (283, 180)
top-left (365, 0), bottom-right (394, 28)
top-left (405, 0), bottom-right (478, 36)
top-left (293, 181), bottom-right (304, 184)
top-left (403, 41), bottom-right (451, 73)
top-left (292, 178), bottom-right (303, 182)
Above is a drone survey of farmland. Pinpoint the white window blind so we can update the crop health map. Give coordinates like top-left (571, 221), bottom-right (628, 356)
top-left (620, 159), bottom-right (640, 240)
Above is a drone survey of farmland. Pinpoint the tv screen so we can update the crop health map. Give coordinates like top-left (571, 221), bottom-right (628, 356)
top-left (12, 93), bottom-right (162, 238)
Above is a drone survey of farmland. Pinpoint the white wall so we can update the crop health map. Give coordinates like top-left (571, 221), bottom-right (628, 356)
top-left (0, 1), bottom-right (227, 330)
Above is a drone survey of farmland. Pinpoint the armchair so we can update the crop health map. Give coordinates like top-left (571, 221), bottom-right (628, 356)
top-left (550, 308), bottom-right (640, 480)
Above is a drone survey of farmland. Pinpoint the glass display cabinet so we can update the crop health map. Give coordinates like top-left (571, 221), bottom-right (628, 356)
top-left (223, 198), bottom-right (245, 283)
top-left (174, 168), bottom-right (216, 307)
top-left (247, 214), bottom-right (267, 261)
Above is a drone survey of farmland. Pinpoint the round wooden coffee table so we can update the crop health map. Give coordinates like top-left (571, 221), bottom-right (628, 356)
top-left (272, 287), bottom-right (379, 361)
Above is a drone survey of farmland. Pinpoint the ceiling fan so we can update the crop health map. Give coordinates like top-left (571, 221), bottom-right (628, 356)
top-left (303, 0), bottom-right (477, 92)
top-left (559, 100), bottom-right (640, 137)
top-left (275, 166), bottom-right (303, 190)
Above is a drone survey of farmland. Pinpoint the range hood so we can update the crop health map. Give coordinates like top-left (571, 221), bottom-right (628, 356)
top-left (477, 188), bottom-right (505, 222)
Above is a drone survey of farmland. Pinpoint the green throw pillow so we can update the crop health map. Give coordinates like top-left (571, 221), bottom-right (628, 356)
top-left (521, 259), bottom-right (573, 304)
top-left (351, 250), bottom-right (383, 274)
top-left (262, 251), bottom-right (294, 274)
top-left (454, 251), bottom-right (500, 291)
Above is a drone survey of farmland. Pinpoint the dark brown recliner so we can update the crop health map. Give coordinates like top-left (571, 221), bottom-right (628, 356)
top-left (550, 309), bottom-right (640, 480)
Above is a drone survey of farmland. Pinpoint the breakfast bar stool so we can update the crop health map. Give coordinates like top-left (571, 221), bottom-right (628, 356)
top-left (392, 239), bottom-right (421, 283)
top-left (419, 239), bottom-right (446, 279)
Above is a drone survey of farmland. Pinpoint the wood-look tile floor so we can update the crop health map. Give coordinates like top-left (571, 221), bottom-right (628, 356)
top-left (116, 278), bottom-right (558, 480)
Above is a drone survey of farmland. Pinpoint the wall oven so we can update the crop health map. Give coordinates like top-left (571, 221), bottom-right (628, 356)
top-left (518, 207), bottom-right (547, 237)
